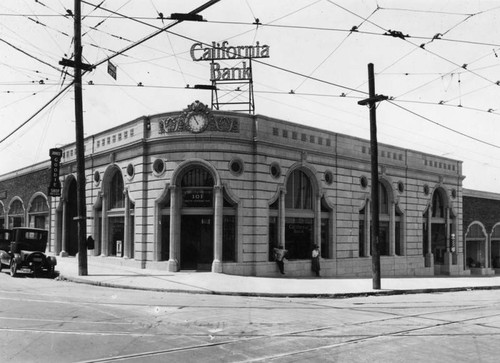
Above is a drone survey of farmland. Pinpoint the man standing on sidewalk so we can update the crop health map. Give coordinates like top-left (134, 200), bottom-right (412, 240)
top-left (273, 245), bottom-right (287, 275)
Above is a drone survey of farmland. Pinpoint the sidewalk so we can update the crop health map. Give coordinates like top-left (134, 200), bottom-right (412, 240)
top-left (56, 256), bottom-right (500, 298)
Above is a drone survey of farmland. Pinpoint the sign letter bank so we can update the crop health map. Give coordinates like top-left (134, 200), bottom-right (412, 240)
top-left (190, 41), bottom-right (270, 81)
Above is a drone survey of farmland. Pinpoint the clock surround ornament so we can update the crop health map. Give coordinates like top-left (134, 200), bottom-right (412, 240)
top-left (158, 100), bottom-right (239, 134)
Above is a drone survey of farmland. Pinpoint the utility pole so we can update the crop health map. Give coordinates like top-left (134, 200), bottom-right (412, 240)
top-left (61, 0), bottom-right (90, 276)
top-left (358, 63), bottom-right (388, 290)
top-left (73, 0), bottom-right (88, 276)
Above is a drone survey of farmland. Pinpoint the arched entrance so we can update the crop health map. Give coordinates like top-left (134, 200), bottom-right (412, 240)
top-left (95, 165), bottom-right (135, 258)
top-left (161, 160), bottom-right (237, 273)
top-left (423, 186), bottom-right (456, 273)
top-left (179, 166), bottom-right (215, 270)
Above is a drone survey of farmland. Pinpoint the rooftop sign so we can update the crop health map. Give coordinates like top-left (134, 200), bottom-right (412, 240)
top-left (190, 41), bottom-right (270, 62)
top-left (190, 41), bottom-right (270, 81)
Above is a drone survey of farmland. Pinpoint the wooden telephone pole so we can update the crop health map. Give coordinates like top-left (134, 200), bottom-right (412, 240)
top-left (59, 0), bottom-right (91, 275)
top-left (358, 63), bottom-right (388, 289)
top-left (74, 0), bottom-right (89, 276)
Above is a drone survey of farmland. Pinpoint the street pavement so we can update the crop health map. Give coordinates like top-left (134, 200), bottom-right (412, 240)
top-left (55, 256), bottom-right (500, 298)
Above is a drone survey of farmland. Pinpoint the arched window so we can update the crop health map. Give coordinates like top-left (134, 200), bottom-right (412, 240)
top-left (180, 167), bottom-right (214, 208)
top-left (9, 199), bottom-right (24, 228)
top-left (359, 205), bottom-right (367, 257)
top-left (109, 171), bottom-right (124, 210)
top-left (432, 190), bottom-right (444, 218)
top-left (181, 167), bottom-right (214, 187)
top-left (379, 182), bottom-right (390, 256)
top-left (285, 170), bottom-right (312, 209)
top-left (29, 195), bottom-right (49, 229)
top-left (379, 182), bottom-right (389, 215)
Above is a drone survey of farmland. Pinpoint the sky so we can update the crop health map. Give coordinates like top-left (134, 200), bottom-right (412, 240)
top-left (2, 1), bottom-right (500, 193)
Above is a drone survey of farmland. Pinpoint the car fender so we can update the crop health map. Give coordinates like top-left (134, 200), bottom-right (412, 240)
top-left (11, 253), bottom-right (22, 265)
top-left (0, 249), bottom-right (10, 262)
top-left (47, 256), bottom-right (57, 266)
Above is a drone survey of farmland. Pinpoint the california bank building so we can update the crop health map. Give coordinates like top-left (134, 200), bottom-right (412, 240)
top-left (1, 100), bottom-right (499, 277)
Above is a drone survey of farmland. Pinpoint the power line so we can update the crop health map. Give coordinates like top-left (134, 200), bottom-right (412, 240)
top-left (0, 37), bottom-right (69, 75)
top-left (387, 101), bottom-right (500, 149)
top-left (0, 81), bottom-right (74, 145)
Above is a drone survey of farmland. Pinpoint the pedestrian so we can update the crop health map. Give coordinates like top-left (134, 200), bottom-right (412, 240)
top-left (311, 244), bottom-right (320, 277)
top-left (273, 244), bottom-right (287, 275)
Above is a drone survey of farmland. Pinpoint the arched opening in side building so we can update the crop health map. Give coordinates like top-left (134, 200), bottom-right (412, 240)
top-left (465, 222), bottom-right (487, 270)
top-left (8, 198), bottom-right (25, 228)
top-left (491, 223), bottom-right (500, 270)
top-left (28, 194), bottom-right (49, 230)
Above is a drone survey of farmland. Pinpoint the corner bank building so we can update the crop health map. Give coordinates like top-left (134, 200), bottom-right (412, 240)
top-left (2, 100), bottom-right (490, 278)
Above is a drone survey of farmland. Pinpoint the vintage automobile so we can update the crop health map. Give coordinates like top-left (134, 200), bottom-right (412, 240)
top-left (0, 228), bottom-right (57, 277)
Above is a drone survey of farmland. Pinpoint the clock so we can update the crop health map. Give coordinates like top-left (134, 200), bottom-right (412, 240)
top-left (186, 112), bottom-right (208, 133)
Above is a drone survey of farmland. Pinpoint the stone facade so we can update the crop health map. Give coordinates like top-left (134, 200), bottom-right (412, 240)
top-left (0, 101), bottom-right (483, 277)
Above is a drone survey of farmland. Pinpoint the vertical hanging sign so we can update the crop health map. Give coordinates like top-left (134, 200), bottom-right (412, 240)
top-left (48, 148), bottom-right (63, 197)
top-left (107, 61), bottom-right (117, 80)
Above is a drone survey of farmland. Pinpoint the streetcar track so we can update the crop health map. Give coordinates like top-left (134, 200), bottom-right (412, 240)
top-left (2, 285), bottom-right (499, 361)
top-left (68, 300), bottom-right (500, 362)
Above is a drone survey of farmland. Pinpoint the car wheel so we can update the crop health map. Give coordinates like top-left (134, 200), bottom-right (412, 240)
top-left (10, 260), bottom-right (18, 277)
top-left (47, 265), bottom-right (55, 278)
top-left (0, 263), bottom-right (2, 273)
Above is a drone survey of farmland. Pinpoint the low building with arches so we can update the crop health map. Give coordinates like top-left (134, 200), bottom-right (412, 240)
top-left (463, 189), bottom-right (500, 275)
top-left (1, 100), bottom-right (492, 277)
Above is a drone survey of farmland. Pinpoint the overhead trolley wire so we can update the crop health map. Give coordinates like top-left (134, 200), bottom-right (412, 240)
top-left (0, 0), bottom-right (221, 146)
top-left (0, 37), bottom-right (69, 76)
top-left (387, 101), bottom-right (500, 149)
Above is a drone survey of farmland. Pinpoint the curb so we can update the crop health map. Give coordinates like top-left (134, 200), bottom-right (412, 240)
top-left (57, 274), bottom-right (500, 299)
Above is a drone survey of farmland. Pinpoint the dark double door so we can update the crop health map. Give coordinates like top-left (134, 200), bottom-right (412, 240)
top-left (181, 215), bottom-right (213, 270)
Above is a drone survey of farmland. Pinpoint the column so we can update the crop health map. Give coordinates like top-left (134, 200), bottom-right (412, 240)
top-left (167, 186), bottom-right (179, 272)
top-left (444, 207), bottom-right (453, 266)
top-left (123, 190), bottom-right (130, 258)
top-left (279, 189), bottom-right (286, 248)
top-left (389, 202), bottom-right (395, 256)
top-left (365, 200), bottom-right (371, 257)
top-left (315, 194), bottom-right (321, 248)
top-left (60, 199), bottom-right (68, 257)
top-left (101, 193), bottom-right (108, 256)
top-left (212, 185), bottom-right (223, 273)
top-left (425, 207), bottom-right (433, 267)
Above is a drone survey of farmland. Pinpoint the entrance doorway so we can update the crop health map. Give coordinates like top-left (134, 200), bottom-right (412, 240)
top-left (181, 215), bottom-right (213, 270)
top-left (108, 217), bottom-right (124, 257)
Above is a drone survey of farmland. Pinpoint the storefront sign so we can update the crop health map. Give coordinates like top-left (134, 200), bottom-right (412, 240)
top-left (48, 148), bottom-right (62, 197)
top-left (190, 41), bottom-right (270, 81)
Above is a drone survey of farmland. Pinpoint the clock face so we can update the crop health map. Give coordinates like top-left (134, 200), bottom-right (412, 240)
top-left (187, 112), bottom-right (208, 133)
